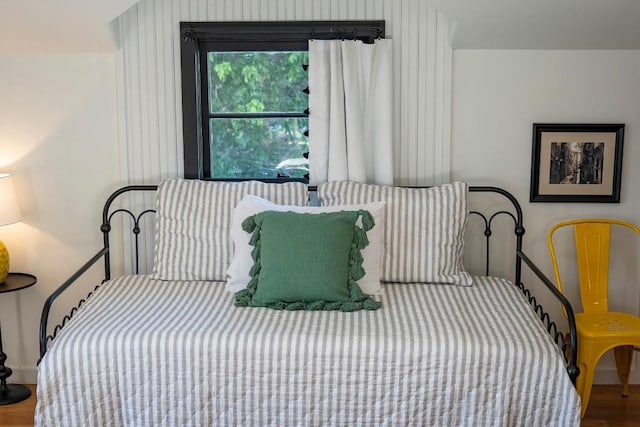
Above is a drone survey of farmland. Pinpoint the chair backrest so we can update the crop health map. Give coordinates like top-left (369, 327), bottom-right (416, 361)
top-left (548, 218), bottom-right (640, 314)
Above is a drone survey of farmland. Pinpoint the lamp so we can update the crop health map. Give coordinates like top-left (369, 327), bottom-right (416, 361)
top-left (0, 174), bottom-right (21, 283)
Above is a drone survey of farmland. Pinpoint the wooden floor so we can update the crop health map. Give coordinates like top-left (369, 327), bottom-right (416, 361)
top-left (582, 384), bottom-right (640, 427)
top-left (1, 384), bottom-right (638, 426)
top-left (0, 385), bottom-right (37, 427)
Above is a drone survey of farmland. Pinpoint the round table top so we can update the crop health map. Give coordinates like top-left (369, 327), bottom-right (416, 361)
top-left (0, 273), bottom-right (37, 294)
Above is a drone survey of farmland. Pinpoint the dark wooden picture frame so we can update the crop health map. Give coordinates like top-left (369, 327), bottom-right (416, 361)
top-left (530, 123), bottom-right (624, 203)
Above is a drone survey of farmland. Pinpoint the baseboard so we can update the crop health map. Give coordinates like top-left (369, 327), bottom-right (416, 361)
top-left (594, 367), bottom-right (639, 385)
top-left (10, 367), bottom-right (38, 384)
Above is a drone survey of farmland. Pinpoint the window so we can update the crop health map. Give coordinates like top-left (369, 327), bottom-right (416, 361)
top-left (180, 21), bottom-right (384, 180)
top-left (207, 50), bottom-right (309, 179)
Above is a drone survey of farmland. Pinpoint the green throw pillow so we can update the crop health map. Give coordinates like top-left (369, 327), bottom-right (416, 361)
top-left (234, 210), bottom-right (381, 311)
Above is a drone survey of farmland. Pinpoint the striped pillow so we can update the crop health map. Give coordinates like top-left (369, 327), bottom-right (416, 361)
top-left (317, 181), bottom-right (471, 285)
top-left (152, 179), bottom-right (308, 281)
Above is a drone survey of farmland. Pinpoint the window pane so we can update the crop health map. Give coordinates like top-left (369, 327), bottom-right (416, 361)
top-left (208, 51), bottom-right (309, 113)
top-left (210, 118), bottom-right (309, 178)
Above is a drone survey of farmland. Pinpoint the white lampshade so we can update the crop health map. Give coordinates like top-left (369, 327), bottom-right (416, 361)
top-left (0, 173), bottom-right (21, 226)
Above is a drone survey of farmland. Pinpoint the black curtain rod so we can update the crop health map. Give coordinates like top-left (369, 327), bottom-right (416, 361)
top-left (181, 21), bottom-right (385, 43)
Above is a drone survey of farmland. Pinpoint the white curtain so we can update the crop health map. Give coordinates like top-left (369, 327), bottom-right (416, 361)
top-left (308, 39), bottom-right (394, 186)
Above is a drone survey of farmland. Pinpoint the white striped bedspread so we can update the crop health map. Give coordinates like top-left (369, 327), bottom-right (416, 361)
top-left (36, 275), bottom-right (580, 426)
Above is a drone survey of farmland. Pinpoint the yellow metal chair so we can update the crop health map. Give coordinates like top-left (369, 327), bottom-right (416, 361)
top-left (548, 218), bottom-right (640, 418)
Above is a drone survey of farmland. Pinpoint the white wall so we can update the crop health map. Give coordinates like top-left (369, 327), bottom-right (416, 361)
top-left (451, 49), bottom-right (640, 383)
top-left (0, 55), bottom-right (120, 382)
top-left (114, 0), bottom-right (456, 276)
top-left (116, 0), bottom-right (453, 187)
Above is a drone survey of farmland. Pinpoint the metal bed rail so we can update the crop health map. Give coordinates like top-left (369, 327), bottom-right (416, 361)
top-left (39, 185), bottom-right (157, 361)
top-left (38, 183), bottom-right (579, 385)
top-left (466, 186), bottom-right (578, 384)
top-left (518, 250), bottom-right (580, 384)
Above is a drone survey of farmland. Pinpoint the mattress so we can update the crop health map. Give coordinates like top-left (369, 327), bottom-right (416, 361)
top-left (35, 275), bottom-right (580, 426)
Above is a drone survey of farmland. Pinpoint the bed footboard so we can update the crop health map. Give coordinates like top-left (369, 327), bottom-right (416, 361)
top-left (466, 186), bottom-right (579, 384)
top-left (38, 249), bottom-right (107, 360)
top-left (39, 183), bottom-right (579, 386)
top-left (39, 185), bottom-right (158, 360)
top-left (518, 250), bottom-right (580, 383)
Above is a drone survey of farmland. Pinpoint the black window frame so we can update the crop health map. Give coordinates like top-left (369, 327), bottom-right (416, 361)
top-left (179, 20), bottom-right (385, 180)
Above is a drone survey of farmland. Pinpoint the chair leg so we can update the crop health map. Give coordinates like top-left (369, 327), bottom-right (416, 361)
top-left (614, 345), bottom-right (634, 397)
top-left (576, 343), bottom-right (599, 419)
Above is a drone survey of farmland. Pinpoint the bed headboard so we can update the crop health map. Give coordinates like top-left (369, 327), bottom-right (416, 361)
top-left (99, 184), bottom-right (525, 284)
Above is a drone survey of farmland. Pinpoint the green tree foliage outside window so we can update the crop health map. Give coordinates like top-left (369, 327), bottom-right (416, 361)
top-left (208, 51), bottom-right (309, 178)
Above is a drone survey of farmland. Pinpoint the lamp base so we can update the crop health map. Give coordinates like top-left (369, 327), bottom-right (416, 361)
top-left (0, 240), bottom-right (9, 283)
top-left (0, 383), bottom-right (31, 405)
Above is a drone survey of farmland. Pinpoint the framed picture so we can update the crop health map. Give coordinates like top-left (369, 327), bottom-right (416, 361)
top-left (530, 123), bottom-right (625, 203)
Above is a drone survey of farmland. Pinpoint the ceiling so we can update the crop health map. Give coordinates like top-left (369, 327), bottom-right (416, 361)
top-left (0, 0), bottom-right (137, 53)
top-left (0, 0), bottom-right (639, 53)
top-left (430, 0), bottom-right (640, 49)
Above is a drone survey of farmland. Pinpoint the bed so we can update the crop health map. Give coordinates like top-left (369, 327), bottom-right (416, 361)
top-left (36, 179), bottom-right (581, 426)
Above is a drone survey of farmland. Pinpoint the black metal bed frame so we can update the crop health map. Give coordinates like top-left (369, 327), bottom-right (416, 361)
top-left (38, 184), bottom-right (579, 384)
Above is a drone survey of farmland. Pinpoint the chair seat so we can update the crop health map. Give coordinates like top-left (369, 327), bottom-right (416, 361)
top-left (576, 312), bottom-right (640, 339)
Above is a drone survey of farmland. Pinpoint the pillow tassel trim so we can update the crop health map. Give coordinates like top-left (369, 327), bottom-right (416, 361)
top-left (235, 210), bottom-right (381, 311)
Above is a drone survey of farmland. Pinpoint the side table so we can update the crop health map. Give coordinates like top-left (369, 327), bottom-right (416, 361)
top-left (0, 272), bottom-right (37, 405)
